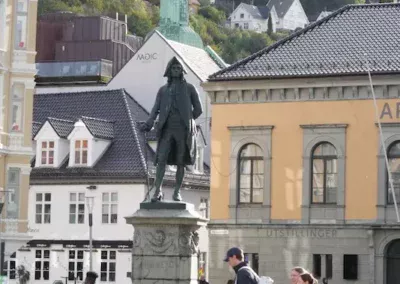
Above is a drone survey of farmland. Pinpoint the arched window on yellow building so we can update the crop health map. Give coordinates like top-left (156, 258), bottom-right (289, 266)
top-left (311, 142), bottom-right (338, 204)
top-left (238, 143), bottom-right (264, 204)
top-left (387, 141), bottom-right (400, 204)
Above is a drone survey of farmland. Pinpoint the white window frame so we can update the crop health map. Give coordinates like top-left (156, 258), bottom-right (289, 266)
top-left (74, 139), bottom-right (88, 166)
top-left (40, 141), bottom-right (55, 166)
top-left (34, 249), bottom-right (50, 280)
top-left (194, 147), bottom-right (204, 173)
top-left (35, 193), bottom-right (51, 224)
top-left (0, 0), bottom-right (6, 50)
top-left (101, 193), bottom-right (118, 224)
top-left (4, 254), bottom-right (16, 280)
top-left (198, 252), bottom-right (207, 279)
top-left (14, 0), bottom-right (28, 50)
top-left (199, 198), bottom-right (209, 219)
top-left (69, 192), bottom-right (85, 224)
top-left (244, 22), bottom-right (249, 29)
top-left (0, 74), bottom-right (4, 132)
top-left (100, 250), bottom-right (116, 282)
top-left (10, 83), bottom-right (25, 132)
top-left (68, 250), bottom-right (84, 281)
top-left (6, 167), bottom-right (19, 219)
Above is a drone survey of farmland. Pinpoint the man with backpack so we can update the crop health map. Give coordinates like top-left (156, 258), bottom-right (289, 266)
top-left (223, 247), bottom-right (260, 284)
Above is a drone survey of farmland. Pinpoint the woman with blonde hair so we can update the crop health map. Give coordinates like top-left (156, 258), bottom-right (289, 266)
top-left (298, 272), bottom-right (318, 284)
top-left (290, 267), bottom-right (306, 284)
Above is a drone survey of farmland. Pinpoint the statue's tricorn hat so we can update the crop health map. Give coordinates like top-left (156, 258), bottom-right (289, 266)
top-left (163, 56), bottom-right (188, 77)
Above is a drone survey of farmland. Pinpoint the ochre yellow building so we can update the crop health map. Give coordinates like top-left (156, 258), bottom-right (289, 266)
top-left (203, 3), bottom-right (400, 284)
top-left (0, 0), bottom-right (37, 265)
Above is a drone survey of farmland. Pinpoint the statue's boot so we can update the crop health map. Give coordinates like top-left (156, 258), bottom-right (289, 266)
top-left (151, 189), bottom-right (163, 202)
top-left (172, 189), bottom-right (182, 202)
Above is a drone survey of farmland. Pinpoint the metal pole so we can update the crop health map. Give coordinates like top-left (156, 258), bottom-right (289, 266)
top-left (365, 55), bottom-right (400, 222)
top-left (85, 197), bottom-right (94, 272)
top-left (89, 212), bottom-right (93, 271)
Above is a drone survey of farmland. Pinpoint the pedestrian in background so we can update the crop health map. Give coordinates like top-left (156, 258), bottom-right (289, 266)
top-left (290, 267), bottom-right (306, 284)
top-left (298, 272), bottom-right (318, 284)
top-left (223, 247), bottom-right (259, 284)
top-left (83, 272), bottom-right (98, 284)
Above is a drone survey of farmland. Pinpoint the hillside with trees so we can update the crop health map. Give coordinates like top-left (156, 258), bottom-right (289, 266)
top-left (38, 0), bottom-right (288, 63)
top-left (37, 0), bottom-right (379, 63)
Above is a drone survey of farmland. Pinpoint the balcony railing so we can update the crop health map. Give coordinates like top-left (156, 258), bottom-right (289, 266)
top-left (8, 132), bottom-right (24, 150)
top-left (36, 59), bottom-right (113, 81)
top-left (1, 219), bottom-right (30, 239)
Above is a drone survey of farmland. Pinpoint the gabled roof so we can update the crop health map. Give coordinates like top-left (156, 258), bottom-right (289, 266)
top-left (266, 0), bottom-right (294, 18)
top-left (31, 89), bottom-right (149, 182)
top-left (209, 3), bottom-right (400, 81)
top-left (47, 118), bottom-right (75, 139)
top-left (107, 30), bottom-right (224, 86)
top-left (167, 38), bottom-right (222, 82)
top-left (81, 116), bottom-right (114, 140)
top-left (235, 3), bottom-right (270, 19)
top-left (32, 89), bottom-right (209, 187)
top-left (32, 122), bottom-right (42, 139)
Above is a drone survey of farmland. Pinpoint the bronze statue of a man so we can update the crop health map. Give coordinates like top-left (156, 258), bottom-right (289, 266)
top-left (142, 57), bottom-right (203, 202)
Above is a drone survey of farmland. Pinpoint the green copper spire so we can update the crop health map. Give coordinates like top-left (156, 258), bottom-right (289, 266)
top-left (157, 0), bottom-right (204, 49)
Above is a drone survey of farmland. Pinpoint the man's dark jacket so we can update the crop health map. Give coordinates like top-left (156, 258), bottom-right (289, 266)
top-left (234, 262), bottom-right (259, 284)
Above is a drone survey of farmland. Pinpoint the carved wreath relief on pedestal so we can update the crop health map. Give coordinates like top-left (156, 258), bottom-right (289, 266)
top-left (133, 226), bottom-right (200, 256)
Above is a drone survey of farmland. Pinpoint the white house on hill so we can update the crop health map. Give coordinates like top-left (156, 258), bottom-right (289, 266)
top-left (229, 3), bottom-right (277, 33)
top-left (107, 30), bottom-right (226, 167)
top-left (266, 0), bottom-right (309, 31)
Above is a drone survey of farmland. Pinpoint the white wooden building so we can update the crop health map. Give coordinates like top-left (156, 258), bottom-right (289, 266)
top-left (229, 3), bottom-right (277, 32)
top-left (267, 0), bottom-right (309, 31)
top-left (10, 89), bottom-right (210, 284)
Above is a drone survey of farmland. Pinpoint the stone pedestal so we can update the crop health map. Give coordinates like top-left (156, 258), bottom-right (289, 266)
top-left (125, 201), bottom-right (207, 284)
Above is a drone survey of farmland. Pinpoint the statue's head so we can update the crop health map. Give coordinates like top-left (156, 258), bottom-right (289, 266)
top-left (164, 57), bottom-right (187, 82)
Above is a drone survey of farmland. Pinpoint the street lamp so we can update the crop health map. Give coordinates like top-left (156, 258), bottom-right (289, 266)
top-left (85, 197), bottom-right (94, 272)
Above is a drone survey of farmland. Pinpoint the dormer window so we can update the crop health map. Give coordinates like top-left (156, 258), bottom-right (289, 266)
top-left (34, 118), bottom-right (74, 168)
top-left (74, 140), bottom-right (88, 165)
top-left (41, 141), bottom-right (55, 166)
top-left (68, 117), bottom-right (114, 168)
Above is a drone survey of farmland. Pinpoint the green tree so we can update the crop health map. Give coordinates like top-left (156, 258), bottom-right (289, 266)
top-left (199, 0), bottom-right (211, 7)
top-left (128, 9), bottom-right (153, 37)
top-left (267, 13), bottom-right (273, 36)
top-left (17, 265), bottom-right (30, 284)
top-left (38, 0), bottom-right (77, 15)
top-left (198, 6), bottom-right (226, 24)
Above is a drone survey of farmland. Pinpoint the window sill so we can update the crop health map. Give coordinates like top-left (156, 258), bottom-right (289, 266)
top-left (68, 165), bottom-right (90, 168)
top-left (310, 204), bottom-right (342, 208)
top-left (230, 204), bottom-right (268, 208)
